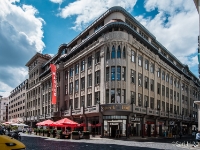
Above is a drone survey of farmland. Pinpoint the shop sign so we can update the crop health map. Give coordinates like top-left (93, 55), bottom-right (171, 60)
top-left (101, 104), bottom-right (132, 112)
top-left (130, 117), bottom-right (140, 122)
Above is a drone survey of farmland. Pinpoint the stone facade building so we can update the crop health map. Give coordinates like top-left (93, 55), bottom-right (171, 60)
top-left (8, 80), bottom-right (27, 123)
top-left (25, 6), bottom-right (199, 137)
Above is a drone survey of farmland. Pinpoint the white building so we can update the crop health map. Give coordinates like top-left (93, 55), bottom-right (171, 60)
top-left (0, 96), bottom-right (8, 122)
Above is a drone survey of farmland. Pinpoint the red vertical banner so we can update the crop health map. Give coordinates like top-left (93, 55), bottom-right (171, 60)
top-left (50, 64), bottom-right (57, 104)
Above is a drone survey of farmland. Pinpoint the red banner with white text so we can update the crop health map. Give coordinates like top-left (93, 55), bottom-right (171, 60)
top-left (50, 64), bottom-right (57, 104)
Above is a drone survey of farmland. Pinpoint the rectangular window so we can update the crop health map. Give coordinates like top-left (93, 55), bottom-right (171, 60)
top-left (131, 69), bottom-right (135, 83)
top-left (131, 50), bottom-right (135, 62)
top-left (88, 56), bottom-right (92, 68)
top-left (65, 85), bottom-right (68, 95)
top-left (170, 76), bottom-right (173, 85)
top-left (150, 79), bottom-right (154, 91)
top-left (106, 89), bottom-right (109, 103)
top-left (87, 94), bottom-right (92, 107)
top-left (69, 67), bottom-right (73, 77)
top-left (116, 89), bottom-right (121, 103)
top-left (95, 91), bottom-right (100, 105)
top-left (162, 85), bottom-right (165, 96)
top-left (162, 71), bottom-right (165, 80)
top-left (138, 73), bottom-right (142, 86)
top-left (157, 100), bottom-right (160, 110)
top-left (150, 63), bottom-right (154, 73)
top-left (111, 89), bottom-right (115, 103)
top-left (81, 60), bottom-right (85, 71)
top-left (111, 66), bottom-right (115, 81)
top-left (144, 76), bottom-right (149, 89)
top-left (157, 83), bottom-right (160, 94)
top-left (177, 93), bottom-right (179, 101)
top-left (95, 71), bottom-right (100, 85)
top-left (166, 87), bottom-right (169, 98)
top-left (138, 93), bottom-right (142, 106)
top-left (81, 77), bottom-right (85, 90)
top-left (69, 83), bottom-right (73, 94)
top-left (131, 91), bottom-right (135, 104)
top-left (80, 96), bottom-right (85, 107)
top-left (122, 89), bottom-right (125, 103)
top-left (74, 98), bottom-right (78, 109)
top-left (88, 74), bottom-right (92, 87)
top-left (162, 101), bottom-right (165, 111)
top-left (170, 89), bottom-right (173, 99)
top-left (75, 64), bottom-right (79, 74)
top-left (95, 51), bottom-right (100, 64)
top-left (174, 91), bottom-right (176, 101)
top-left (122, 67), bottom-right (125, 81)
top-left (65, 70), bottom-right (68, 80)
top-left (145, 59), bottom-right (149, 70)
top-left (144, 96), bottom-right (149, 107)
top-left (75, 80), bottom-right (79, 92)
top-left (138, 55), bottom-right (143, 66)
top-left (166, 74), bottom-right (169, 82)
top-left (150, 97), bottom-right (154, 109)
top-left (117, 66), bottom-right (121, 81)
top-left (106, 67), bottom-right (109, 81)
top-left (69, 99), bottom-right (73, 109)
top-left (157, 68), bottom-right (160, 77)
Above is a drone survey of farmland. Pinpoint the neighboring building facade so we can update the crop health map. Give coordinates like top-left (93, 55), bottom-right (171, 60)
top-left (8, 80), bottom-right (28, 123)
top-left (25, 53), bottom-right (52, 126)
top-left (0, 96), bottom-right (8, 122)
top-left (25, 6), bottom-right (199, 137)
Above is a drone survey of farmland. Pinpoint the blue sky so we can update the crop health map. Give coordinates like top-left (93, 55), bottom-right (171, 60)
top-left (0, 0), bottom-right (199, 97)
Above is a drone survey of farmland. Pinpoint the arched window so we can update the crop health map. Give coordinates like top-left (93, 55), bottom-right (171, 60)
top-left (106, 47), bottom-right (110, 60)
top-left (111, 45), bottom-right (116, 59)
top-left (123, 46), bottom-right (126, 58)
top-left (117, 45), bottom-right (121, 58)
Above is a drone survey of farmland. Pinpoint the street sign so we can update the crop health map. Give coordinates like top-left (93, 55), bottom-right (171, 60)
top-left (169, 121), bottom-right (174, 125)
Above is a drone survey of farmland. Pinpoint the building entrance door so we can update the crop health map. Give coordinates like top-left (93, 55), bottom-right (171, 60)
top-left (110, 125), bottom-right (118, 137)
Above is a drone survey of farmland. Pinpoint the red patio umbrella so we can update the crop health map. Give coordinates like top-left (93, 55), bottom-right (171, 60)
top-left (95, 123), bottom-right (101, 127)
top-left (51, 118), bottom-right (78, 127)
top-left (88, 123), bottom-right (95, 128)
top-left (36, 120), bottom-right (54, 126)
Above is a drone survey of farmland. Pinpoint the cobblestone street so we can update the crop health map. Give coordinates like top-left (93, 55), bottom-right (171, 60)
top-left (20, 133), bottom-right (197, 150)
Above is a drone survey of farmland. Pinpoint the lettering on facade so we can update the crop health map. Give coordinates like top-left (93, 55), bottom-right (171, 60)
top-left (101, 104), bottom-right (131, 112)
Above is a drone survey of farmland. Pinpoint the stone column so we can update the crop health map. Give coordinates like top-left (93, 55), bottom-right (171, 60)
top-left (141, 116), bottom-right (146, 138)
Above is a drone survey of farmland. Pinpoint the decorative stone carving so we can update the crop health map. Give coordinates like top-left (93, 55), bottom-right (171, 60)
top-left (81, 90), bottom-right (85, 95)
top-left (70, 78), bottom-right (73, 82)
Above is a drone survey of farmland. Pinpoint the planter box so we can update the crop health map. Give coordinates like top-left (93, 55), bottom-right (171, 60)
top-left (71, 135), bottom-right (80, 140)
top-left (83, 135), bottom-right (90, 139)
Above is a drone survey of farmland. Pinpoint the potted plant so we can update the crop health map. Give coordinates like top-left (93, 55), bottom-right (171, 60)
top-left (43, 129), bottom-right (47, 137)
top-left (82, 131), bottom-right (90, 139)
top-left (50, 129), bottom-right (56, 138)
top-left (56, 130), bottom-right (62, 139)
top-left (39, 129), bottom-right (43, 136)
top-left (71, 131), bottom-right (80, 140)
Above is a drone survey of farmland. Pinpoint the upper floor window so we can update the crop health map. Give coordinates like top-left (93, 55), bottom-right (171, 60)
top-left (170, 76), bottom-right (173, 85)
top-left (138, 55), bottom-right (143, 67)
top-left (150, 63), bottom-right (154, 73)
top-left (88, 56), bottom-right (92, 68)
top-left (138, 73), bottom-right (142, 86)
top-left (117, 46), bottom-right (121, 58)
top-left (106, 67), bottom-right (109, 81)
top-left (131, 69), bottom-right (135, 83)
top-left (111, 66), bottom-right (115, 81)
top-left (88, 74), bottom-right (92, 87)
top-left (95, 51), bottom-right (100, 64)
top-left (166, 73), bottom-right (169, 82)
top-left (157, 68), bottom-right (160, 78)
top-left (145, 59), bottom-right (149, 70)
top-left (81, 77), bottom-right (85, 90)
top-left (75, 64), bottom-right (79, 74)
top-left (106, 47), bottom-right (110, 60)
top-left (111, 46), bottom-right (116, 59)
top-left (162, 71), bottom-right (165, 80)
top-left (122, 67), bottom-right (126, 81)
top-left (117, 66), bottom-right (121, 81)
top-left (122, 46), bottom-right (126, 58)
top-left (69, 67), bottom-right (73, 77)
top-left (144, 76), bottom-right (149, 89)
top-left (150, 79), bottom-right (154, 91)
top-left (69, 82), bottom-right (73, 94)
top-left (95, 71), bottom-right (100, 85)
top-left (75, 80), bottom-right (79, 92)
top-left (81, 60), bottom-right (85, 71)
top-left (131, 50), bottom-right (135, 62)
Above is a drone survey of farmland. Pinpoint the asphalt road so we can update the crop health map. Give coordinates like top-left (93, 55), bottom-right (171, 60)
top-left (20, 133), bottom-right (197, 150)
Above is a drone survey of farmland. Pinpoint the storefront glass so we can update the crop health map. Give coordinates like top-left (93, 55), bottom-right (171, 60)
top-left (103, 115), bottom-right (127, 137)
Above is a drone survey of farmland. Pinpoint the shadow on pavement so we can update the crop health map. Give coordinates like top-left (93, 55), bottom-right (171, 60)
top-left (20, 135), bottom-right (180, 150)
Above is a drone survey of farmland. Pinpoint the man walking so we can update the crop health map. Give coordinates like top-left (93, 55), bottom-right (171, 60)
top-left (195, 131), bottom-right (200, 147)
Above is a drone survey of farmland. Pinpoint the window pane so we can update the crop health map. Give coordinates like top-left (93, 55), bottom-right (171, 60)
top-left (111, 67), bottom-right (115, 81)
top-left (111, 46), bottom-right (115, 58)
top-left (117, 67), bottom-right (121, 81)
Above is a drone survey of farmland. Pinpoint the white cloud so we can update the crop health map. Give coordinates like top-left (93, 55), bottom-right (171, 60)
top-left (59, 0), bottom-right (137, 30)
top-left (0, 0), bottom-right (45, 97)
top-left (50, 0), bottom-right (63, 4)
top-left (137, 0), bottom-right (199, 76)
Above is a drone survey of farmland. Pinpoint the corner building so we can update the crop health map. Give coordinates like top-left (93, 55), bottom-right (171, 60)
top-left (33, 6), bottom-right (199, 137)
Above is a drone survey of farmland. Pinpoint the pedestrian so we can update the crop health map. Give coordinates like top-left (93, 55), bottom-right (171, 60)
top-left (179, 131), bottom-right (182, 139)
top-left (127, 124), bottom-right (131, 139)
top-left (195, 131), bottom-right (200, 146)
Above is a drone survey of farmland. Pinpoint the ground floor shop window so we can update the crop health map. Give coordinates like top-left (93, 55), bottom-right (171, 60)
top-left (103, 115), bottom-right (127, 137)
